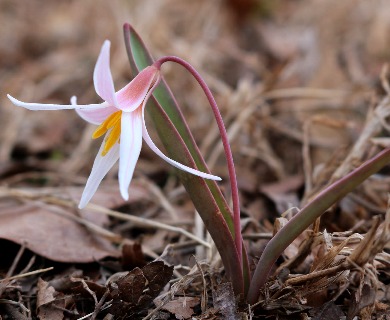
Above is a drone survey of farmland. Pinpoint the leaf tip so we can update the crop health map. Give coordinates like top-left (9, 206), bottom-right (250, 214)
top-left (123, 22), bottom-right (131, 32)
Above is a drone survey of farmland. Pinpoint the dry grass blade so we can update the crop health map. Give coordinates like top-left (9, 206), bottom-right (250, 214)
top-left (0, 299), bottom-right (30, 314)
top-left (86, 203), bottom-right (211, 248)
top-left (331, 95), bottom-right (390, 182)
top-left (194, 257), bottom-right (208, 313)
top-left (285, 263), bottom-right (348, 287)
top-left (349, 217), bottom-right (382, 267)
top-left (349, 196), bottom-right (390, 266)
top-left (2, 267), bottom-right (54, 282)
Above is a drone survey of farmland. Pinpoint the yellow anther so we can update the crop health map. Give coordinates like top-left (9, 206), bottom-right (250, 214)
top-left (92, 124), bottom-right (108, 139)
top-left (102, 121), bottom-right (121, 156)
top-left (92, 111), bottom-right (122, 156)
top-left (92, 111), bottom-right (121, 139)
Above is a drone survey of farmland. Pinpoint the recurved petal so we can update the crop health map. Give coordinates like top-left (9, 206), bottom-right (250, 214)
top-left (7, 94), bottom-right (105, 111)
top-left (72, 96), bottom-right (117, 125)
top-left (93, 40), bottom-right (118, 107)
top-left (141, 108), bottom-right (222, 181)
top-left (118, 111), bottom-right (143, 200)
top-left (79, 132), bottom-right (120, 209)
top-left (115, 66), bottom-right (160, 112)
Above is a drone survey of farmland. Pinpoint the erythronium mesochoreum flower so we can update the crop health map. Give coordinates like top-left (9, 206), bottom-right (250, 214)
top-left (8, 40), bottom-right (221, 208)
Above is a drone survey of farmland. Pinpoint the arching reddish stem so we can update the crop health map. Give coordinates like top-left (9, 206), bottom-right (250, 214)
top-left (154, 56), bottom-right (243, 265)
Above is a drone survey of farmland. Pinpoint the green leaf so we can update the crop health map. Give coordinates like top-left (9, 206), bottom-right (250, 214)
top-left (123, 24), bottom-right (247, 294)
top-left (248, 147), bottom-right (390, 303)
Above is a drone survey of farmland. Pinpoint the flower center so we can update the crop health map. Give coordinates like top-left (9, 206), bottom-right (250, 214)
top-left (92, 111), bottom-right (122, 156)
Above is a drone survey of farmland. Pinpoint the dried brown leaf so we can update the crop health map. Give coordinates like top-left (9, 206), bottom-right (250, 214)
top-left (141, 261), bottom-right (173, 300)
top-left (70, 279), bottom-right (107, 301)
top-left (36, 278), bottom-right (64, 320)
top-left (109, 261), bottom-right (173, 318)
top-left (0, 180), bottom-right (152, 263)
top-left (37, 308), bottom-right (64, 320)
top-left (37, 278), bottom-right (56, 308)
top-left (0, 199), bottom-right (118, 263)
top-left (108, 268), bottom-right (147, 318)
top-left (121, 242), bottom-right (146, 269)
top-left (348, 282), bottom-right (377, 319)
top-left (162, 297), bottom-right (200, 320)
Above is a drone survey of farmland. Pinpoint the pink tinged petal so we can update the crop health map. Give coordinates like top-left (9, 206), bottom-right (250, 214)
top-left (75, 101), bottom-right (117, 125)
top-left (115, 66), bottom-right (160, 112)
top-left (7, 94), bottom-right (106, 111)
top-left (93, 40), bottom-right (118, 107)
top-left (118, 111), bottom-right (143, 200)
top-left (141, 108), bottom-right (222, 181)
top-left (78, 133), bottom-right (120, 209)
top-left (72, 96), bottom-right (118, 125)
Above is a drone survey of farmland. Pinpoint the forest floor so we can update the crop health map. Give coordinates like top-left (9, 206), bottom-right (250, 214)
top-left (0, 0), bottom-right (390, 319)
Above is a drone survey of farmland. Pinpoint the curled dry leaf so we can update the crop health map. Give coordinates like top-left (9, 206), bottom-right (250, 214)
top-left (108, 261), bottom-right (173, 318)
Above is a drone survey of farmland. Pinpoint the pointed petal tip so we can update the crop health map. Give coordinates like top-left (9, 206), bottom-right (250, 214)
top-left (7, 94), bottom-right (33, 109)
top-left (103, 40), bottom-right (111, 49)
top-left (141, 117), bottom-right (223, 182)
top-left (195, 172), bottom-right (222, 181)
top-left (94, 39), bottom-right (118, 108)
top-left (78, 202), bottom-right (86, 210)
top-left (78, 194), bottom-right (89, 209)
top-left (7, 94), bottom-right (19, 105)
top-left (120, 187), bottom-right (129, 201)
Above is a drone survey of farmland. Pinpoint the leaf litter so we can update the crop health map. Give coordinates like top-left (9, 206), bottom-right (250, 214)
top-left (1, 0), bottom-right (390, 319)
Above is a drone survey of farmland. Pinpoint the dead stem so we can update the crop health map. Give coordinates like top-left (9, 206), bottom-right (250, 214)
top-left (0, 299), bottom-right (30, 314)
top-left (90, 289), bottom-right (110, 320)
top-left (6, 244), bottom-right (26, 278)
top-left (331, 95), bottom-right (390, 182)
top-left (2, 267), bottom-right (54, 282)
top-left (85, 203), bottom-right (211, 248)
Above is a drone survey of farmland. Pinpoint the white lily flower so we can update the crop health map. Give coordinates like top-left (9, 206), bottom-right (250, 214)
top-left (8, 40), bottom-right (221, 209)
